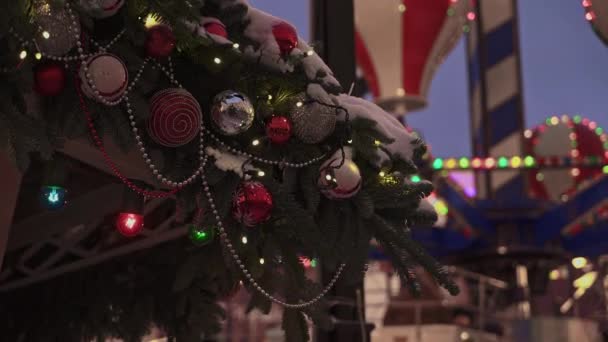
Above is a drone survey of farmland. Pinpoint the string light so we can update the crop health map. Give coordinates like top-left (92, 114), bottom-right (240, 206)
top-left (445, 158), bottom-right (457, 169)
top-left (259, 258), bottom-right (265, 265)
top-left (257, 170), bottom-right (266, 177)
top-left (511, 156), bottom-right (522, 168)
top-left (42, 31), bottom-right (50, 39)
top-left (471, 158), bottom-right (482, 169)
top-left (213, 57), bottom-right (222, 64)
top-left (497, 157), bottom-right (509, 168)
top-left (241, 236), bottom-right (248, 244)
top-left (296, 101), bottom-right (303, 107)
top-left (145, 14), bottom-right (159, 28)
top-left (35, 52), bottom-right (42, 60)
top-left (19, 50), bottom-right (27, 59)
top-left (484, 157), bottom-right (496, 169)
top-left (432, 158), bottom-right (443, 170)
top-left (233, 43), bottom-right (240, 49)
top-left (572, 257), bottom-right (588, 269)
top-left (459, 157), bottom-right (469, 169)
top-left (252, 139), bottom-right (260, 146)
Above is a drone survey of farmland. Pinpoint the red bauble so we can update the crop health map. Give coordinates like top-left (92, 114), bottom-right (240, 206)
top-left (233, 181), bottom-right (273, 227)
top-left (265, 116), bottom-right (292, 144)
top-left (147, 88), bottom-right (202, 147)
top-left (204, 21), bottom-right (228, 38)
top-left (145, 24), bottom-right (176, 58)
top-left (34, 62), bottom-right (66, 96)
top-left (116, 212), bottom-right (144, 237)
top-left (272, 22), bottom-right (298, 55)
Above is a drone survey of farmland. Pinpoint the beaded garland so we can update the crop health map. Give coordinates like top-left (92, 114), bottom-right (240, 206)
top-left (13, 1), bottom-right (349, 309)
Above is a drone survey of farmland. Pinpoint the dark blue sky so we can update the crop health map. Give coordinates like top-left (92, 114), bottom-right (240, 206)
top-left (252, 0), bottom-right (608, 157)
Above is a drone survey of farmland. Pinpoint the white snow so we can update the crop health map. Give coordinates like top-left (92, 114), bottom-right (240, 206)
top-left (334, 94), bottom-right (417, 166)
top-left (205, 146), bottom-right (254, 179)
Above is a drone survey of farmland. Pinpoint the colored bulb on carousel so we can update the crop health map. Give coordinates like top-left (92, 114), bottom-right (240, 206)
top-left (116, 212), bottom-right (144, 237)
top-left (40, 185), bottom-right (67, 210)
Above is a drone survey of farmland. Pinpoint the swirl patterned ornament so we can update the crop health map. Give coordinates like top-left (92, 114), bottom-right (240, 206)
top-left (146, 88), bottom-right (202, 147)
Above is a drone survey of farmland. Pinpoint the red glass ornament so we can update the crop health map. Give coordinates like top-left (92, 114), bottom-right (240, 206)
top-left (34, 62), bottom-right (66, 96)
top-left (145, 25), bottom-right (176, 58)
top-left (265, 116), bottom-right (292, 144)
top-left (116, 212), bottom-right (144, 237)
top-left (204, 21), bottom-right (228, 38)
top-left (233, 181), bottom-right (273, 227)
top-left (272, 22), bottom-right (298, 55)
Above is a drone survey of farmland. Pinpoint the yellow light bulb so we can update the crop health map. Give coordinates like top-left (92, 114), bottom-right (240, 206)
top-left (145, 14), bottom-right (158, 28)
top-left (572, 257), bottom-right (588, 269)
top-left (35, 52), bottom-right (42, 60)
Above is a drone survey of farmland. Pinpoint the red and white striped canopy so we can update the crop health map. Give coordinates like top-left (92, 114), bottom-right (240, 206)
top-left (354, 0), bottom-right (469, 116)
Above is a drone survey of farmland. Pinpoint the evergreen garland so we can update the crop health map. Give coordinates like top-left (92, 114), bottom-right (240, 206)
top-left (0, 0), bottom-right (457, 340)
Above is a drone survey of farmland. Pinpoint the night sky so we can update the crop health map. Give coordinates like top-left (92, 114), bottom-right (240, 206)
top-left (251, 0), bottom-right (608, 157)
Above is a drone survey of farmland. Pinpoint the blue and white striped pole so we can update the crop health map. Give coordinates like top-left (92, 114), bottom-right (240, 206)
top-left (467, 0), bottom-right (526, 200)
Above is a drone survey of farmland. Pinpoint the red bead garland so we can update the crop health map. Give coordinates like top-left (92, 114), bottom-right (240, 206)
top-left (74, 72), bottom-right (179, 199)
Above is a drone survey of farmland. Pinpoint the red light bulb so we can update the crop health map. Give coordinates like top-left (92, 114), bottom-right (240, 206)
top-left (116, 213), bottom-right (144, 237)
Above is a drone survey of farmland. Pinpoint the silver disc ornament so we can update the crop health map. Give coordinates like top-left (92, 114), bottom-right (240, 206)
top-left (290, 93), bottom-right (337, 144)
top-left (210, 91), bottom-right (255, 136)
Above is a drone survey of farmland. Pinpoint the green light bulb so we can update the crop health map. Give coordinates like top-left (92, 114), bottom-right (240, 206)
top-left (459, 158), bottom-right (470, 169)
top-left (411, 175), bottom-right (421, 183)
top-left (432, 158), bottom-right (443, 170)
top-left (188, 225), bottom-right (215, 246)
top-left (524, 156), bottom-right (535, 167)
top-left (497, 157), bottom-right (509, 168)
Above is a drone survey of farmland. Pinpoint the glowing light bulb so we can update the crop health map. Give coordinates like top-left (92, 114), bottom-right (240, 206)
top-left (267, 94), bottom-right (273, 100)
top-left (459, 157), bottom-right (470, 169)
top-left (257, 170), bottom-right (265, 177)
top-left (374, 140), bottom-right (381, 146)
top-left (40, 185), bottom-right (67, 210)
top-left (398, 4), bottom-right (406, 12)
top-left (42, 31), bottom-right (50, 39)
top-left (233, 43), bottom-right (240, 49)
top-left (116, 213), bottom-right (144, 237)
top-left (35, 52), bottom-right (42, 60)
top-left (259, 258), bottom-right (265, 265)
top-left (445, 158), bottom-right (457, 169)
top-left (524, 156), bottom-right (535, 167)
top-left (550, 116), bottom-right (559, 125)
top-left (471, 158), bottom-right (482, 169)
top-left (410, 175), bottom-right (421, 183)
top-left (19, 50), bottom-right (27, 59)
top-left (432, 158), bottom-right (444, 170)
top-left (511, 156), bottom-right (522, 168)
top-left (252, 139), bottom-right (260, 146)
top-left (549, 269), bottom-right (560, 280)
top-left (144, 14), bottom-right (158, 28)
top-left (213, 57), bottom-right (222, 64)
top-left (241, 236), bottom-right (248, 244)
top-left (467, 12), bottom-right (476, 21)
top-left (306, 50), bottom-right (314, 56)
top-left (396, 88), bottom-right (405, 96)
top-left (296, 101), bottom-right (303, 108)
top-left (325, 174), bottom-right (333, 181)
top-left (571, 168), bottom-right (580, 177)
top-left (572, 257), bottom-right (588, 269)
top-left (524, 130), bottom-right (533, 138)
top-left (484, 158), bottom-right (496, 169)
top-left (379, 171), bottom-right (386, 177)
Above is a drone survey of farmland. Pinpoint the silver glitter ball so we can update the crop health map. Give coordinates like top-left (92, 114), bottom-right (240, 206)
top-left (210, 91), bottom-right (255, 136)
top-left (34, 1), bottom-right (79, 56)
top-left (290, 93), bottom-right (337, 144)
